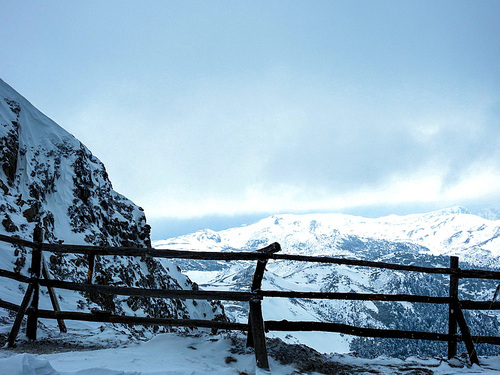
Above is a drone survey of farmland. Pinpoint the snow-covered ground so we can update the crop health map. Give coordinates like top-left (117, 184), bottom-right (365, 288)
top-left (1, 324), bottom-right (500, 374)
top-left (0, 333), bottom-right (278, 375)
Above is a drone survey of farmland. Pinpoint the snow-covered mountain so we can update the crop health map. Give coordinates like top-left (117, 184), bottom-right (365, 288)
top-left (0, 78), bottom-right (224, 333)
top-left (156, 206), bottom-right (500, 264)
top-left (155, 208), bottom-right (500, 357)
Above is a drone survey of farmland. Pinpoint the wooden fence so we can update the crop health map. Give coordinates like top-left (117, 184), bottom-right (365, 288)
top-left (1, 227), bottom-right (500, 370)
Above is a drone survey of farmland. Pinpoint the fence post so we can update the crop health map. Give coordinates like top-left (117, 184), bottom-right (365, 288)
top-left (248, 296), bottom-right (268, 370)
top-left (26, 224), bottom-right (43, 340)
top-left (86, 253), bottom-right (95, 284)
top-left (246, 242), bottom-right (281, 371)
top-left (7, 283), bottom-right (35, 347)
top-left (41, 256), bottom-right (67, 333)
top-left (448, 256), bottom-right (459, 359)
top-left (455, 303), bottom-right (479, 365)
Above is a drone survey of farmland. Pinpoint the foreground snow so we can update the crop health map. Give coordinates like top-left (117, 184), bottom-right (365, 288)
top-left (0, 334), bottom-right (269, 375)
top-left (1, 330), bottom-right (500, 375)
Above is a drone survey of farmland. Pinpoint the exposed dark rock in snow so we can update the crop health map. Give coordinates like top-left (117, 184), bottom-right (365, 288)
top-left (0, 78), bottom-right (225, 331)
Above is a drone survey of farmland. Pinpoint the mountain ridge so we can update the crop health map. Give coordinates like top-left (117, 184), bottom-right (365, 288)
top-left (155, 207), bottom-right (500, 264)
top-left (155, 208), bottom-right (500, 357)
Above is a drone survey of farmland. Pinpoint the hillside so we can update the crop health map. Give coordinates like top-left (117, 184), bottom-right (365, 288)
top-left (0, 78), bottom-right (224, 337)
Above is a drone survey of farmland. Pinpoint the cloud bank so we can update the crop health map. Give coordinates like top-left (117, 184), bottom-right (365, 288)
top-left (64, 72), bottom-right (500, 219)
top-left (2, 1), bottom-right (499, 222)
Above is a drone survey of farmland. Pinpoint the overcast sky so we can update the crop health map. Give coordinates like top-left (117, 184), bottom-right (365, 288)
top-left (2, 1), bottom-right (500, 238)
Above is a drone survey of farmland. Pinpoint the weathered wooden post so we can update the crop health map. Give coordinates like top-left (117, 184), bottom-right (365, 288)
top-left (87, 253), bottom-right (95, 284)
top-left (455, 303), bottom-right (479, 365)
top-left (247, 242), bottom-right (281, 371)
top-left (448, 256), bottom-right (459, 359)
top-left (7, 283), bottom-right (35, 347)
top-left (448, 256), bottom-right (479, 365)
top-left (41, 256), bottom-right (67, 333)
top-left (26, 224), bottom-right (43, 340)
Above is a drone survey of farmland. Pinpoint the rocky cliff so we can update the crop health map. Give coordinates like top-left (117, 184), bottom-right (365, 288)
top-left (0, 78), bottom-right (224, 330)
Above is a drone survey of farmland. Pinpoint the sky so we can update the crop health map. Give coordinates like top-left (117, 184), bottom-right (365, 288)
top-left (1, 1), bottom-right (500, 239)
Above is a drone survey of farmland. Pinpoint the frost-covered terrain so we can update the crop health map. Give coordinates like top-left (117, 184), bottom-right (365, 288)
top-left (0, 77), bottom-right (224, 338)
top-left (2, 328), bottom-right (500, 374)
top-left (155, 208), bottom-right (500, 358)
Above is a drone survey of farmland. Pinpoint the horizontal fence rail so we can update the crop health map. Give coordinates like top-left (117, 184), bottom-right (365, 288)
top-left (3, 233), bottom-right (500, 278)
top-left (264, 320), bottom-right (500, 345)
top-left (39, 278), bottom-right (256, 302)
top-left (0, 233), bottom-right (37, 248)
top-left (1, 229), bottom-right (500, 369)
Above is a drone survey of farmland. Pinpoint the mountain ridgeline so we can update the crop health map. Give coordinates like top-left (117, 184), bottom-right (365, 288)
top-left (155, 209), bottom-right (500, 358)
top-left (0, 78), bottom-right (225, 330)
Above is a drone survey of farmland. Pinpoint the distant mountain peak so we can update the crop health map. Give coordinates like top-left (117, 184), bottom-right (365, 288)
top-left (473, 208), bottom-right (500, 221)
top-left (156, 206), bottom-right (500, 261)
top-left (159, 205), bottom-right (500, 358)
top-left (431, 206), bottom-right (470, 215)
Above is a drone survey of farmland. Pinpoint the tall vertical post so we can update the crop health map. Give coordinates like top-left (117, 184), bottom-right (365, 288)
top-left (249, 296), bottom-right (269, 370)
top-left (246, 242), bottom-right (281, 371)
top-left (448, 256), bottom-right (459, 359)
top-left (26, 224), bottom-right (43, 340)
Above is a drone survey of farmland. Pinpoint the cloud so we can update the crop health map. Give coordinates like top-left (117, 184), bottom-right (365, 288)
top-left (61, 71), bottom-right (500, 219)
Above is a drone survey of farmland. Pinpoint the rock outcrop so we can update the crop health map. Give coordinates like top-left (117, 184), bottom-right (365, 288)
top-left (0, 78), bottom-right (225, 329)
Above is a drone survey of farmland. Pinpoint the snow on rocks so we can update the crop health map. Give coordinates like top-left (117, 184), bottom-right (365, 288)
top-left (0, 78), bottom-right (225, 336)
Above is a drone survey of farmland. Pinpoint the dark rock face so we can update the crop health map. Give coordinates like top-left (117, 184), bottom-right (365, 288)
top-left (0, 79), bottom-right (225, 327)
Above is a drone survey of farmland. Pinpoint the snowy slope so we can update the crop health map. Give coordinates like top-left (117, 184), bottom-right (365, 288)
top-left (0, 78), bottom-right (224, 335)
top-left (155, 209), bottom-right (500, 357)
top-left (2, 331), bottom-right (500, 375)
